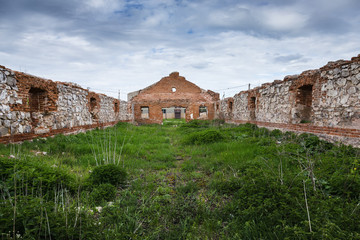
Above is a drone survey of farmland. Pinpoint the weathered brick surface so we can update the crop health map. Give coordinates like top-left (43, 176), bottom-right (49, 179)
top-left (222, 54), bottom-right (360, 147)
top-left (129, 72), bottom-right (220, 124)
top-left (0, 66), bottom-right (131, 143)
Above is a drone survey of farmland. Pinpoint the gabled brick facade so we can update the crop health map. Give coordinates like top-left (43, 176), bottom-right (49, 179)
top-left (128, 72), bottom-right (220, 124)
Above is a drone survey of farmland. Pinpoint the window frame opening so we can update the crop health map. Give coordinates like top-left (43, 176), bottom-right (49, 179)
top-left (162, 107), bottom-right (186, 119)
top-left (29, 87), bottom-right (48, 112)
top-left (141, 106), bottom-right (149, 119)
top-left (228, 101), bottom-right (233, 112)
top-left (114, 102), bottom-right (119, 113)
top-left (199, 106), bottom-right (208, 118)
top-left (90, 97), bottom-right (97, 112)
top-left (295, 84), bottom-right (313, 123)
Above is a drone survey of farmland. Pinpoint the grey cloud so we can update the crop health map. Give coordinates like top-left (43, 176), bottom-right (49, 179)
top-left (274, 54), bottom-right (307, 63)
top-left (0, 0), bottom-right (359, 99)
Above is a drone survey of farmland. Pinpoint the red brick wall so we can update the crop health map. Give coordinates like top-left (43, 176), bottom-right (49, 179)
top-left (130, 72), bottom-right (219, 124)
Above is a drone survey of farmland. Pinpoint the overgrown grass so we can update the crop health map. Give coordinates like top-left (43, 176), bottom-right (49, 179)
top-left (0, 121), bottom-right (359, 239)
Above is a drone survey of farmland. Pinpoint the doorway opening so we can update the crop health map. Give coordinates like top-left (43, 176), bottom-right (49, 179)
top-left (249, 97), bottom-right (256, 121)
top-left (296, 85), bottom-right (313, 122)
top-left (162, 107), bottom-right (186, 119)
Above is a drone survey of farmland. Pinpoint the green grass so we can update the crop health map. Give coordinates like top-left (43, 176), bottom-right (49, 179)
top-left (0, 121), bottom-right (359, 239)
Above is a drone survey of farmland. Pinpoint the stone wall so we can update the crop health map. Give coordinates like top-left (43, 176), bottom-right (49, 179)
top-left (221, 54), bottom-right (360, 147)
top-left (0, 65), bottom-right (131, 143)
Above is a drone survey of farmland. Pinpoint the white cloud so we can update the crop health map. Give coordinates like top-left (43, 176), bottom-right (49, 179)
top-left (260, 8), bottom-right (308, 32)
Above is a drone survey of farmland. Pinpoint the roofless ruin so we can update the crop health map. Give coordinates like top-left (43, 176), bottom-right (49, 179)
top-left (0, 54), bottom-right (359, 147)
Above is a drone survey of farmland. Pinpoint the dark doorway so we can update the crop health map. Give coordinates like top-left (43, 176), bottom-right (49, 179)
top-left (174, 109), bottom-right (181, 119)
top-left (296, 85), bottom-right (313, 122)
top-left (90, 97), bottom-right (97, 112)
top-left (249, 97), bottom-right (256, 121)
top-left (229, 101), bottom-right (233, 112)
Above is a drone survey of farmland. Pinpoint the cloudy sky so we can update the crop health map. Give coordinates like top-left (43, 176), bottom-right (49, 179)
top-left (0, 0), bottom-right (359, 99)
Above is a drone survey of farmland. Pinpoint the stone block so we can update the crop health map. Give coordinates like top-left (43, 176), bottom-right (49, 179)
top-left (34, 127), bottom-right (50, 134)
top-left (0, 127), bottom-right (9, 137)
top-left (0, 90), bottom-right (7, 101)
top-left (6, 76), bottom-right (16, 87)
top-left (0, 72), bottom-right (5, 83)
top-left (341, 70), bottom-right (349, 77)
top-left (327, 90), bottom-right (338, 97)
top-left (337, 78), bottom-right (347, 87)
top-left (348, 87), bottom-right (356, 94)
top-left (356, 73), bottom-right (360, 81)
top-left (340, 95), bottom-right (350, 105)
top-left (4, 120), bottom-right (10, 128)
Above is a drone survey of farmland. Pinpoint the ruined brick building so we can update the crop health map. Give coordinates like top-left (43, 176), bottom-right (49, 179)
top-left (1, 54), bottom-right (360, 147)
top-left (128, 72), bottom-right (220, 124)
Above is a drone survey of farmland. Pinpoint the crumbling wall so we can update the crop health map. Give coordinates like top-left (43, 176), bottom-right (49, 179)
top-left (225, 54), bottom-right (360, 147)
top-left (219, 97), bottom-right (234, 120)
top-left (314, 59), bottom-right (360, 128)
top-left (54, 83), bottom-right (93, 130)
top-left (0, 65), bottom-right (130, 143)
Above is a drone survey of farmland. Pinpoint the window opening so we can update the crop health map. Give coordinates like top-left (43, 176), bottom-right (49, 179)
top-left (114, 102), bottom-right (119, 113)
top-left (29, 87), bottom-right (47, 112)
top-left (172, 87), bottom-right (176, 92)
top-left (162, 107), bottom-right (186, 119)
top-left (141, 106), bottom-right (149, 119)
top-left (296, 85), bottom-right (313, 122)
top-left (199, 106), bottom-right (208, 118)
top-left (90, 97), bottom-right (97, 112)
top-left (229, 101), bottom-right (233, 112)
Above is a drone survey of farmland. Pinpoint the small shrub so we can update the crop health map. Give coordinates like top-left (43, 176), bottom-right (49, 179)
top-left (180, 120), bottom-right (210, 129)
top-left (299, 133), bottom-right (333, 154)
top-left (89, 164), bottom-right (127, 187)
top-left (90, 183), bottom-right (116, 205)
top-left (254, 127), bottom-right (270, 137)
top-left (211, 119), bottom-right (225, 126)
top-left (270, 129), bottom-right (283, 138)
top-left (183, 129), bottom-right (224, 145)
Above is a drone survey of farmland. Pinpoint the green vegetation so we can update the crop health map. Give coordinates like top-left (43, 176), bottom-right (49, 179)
top-left (1, 120), bottom-right (359, 239)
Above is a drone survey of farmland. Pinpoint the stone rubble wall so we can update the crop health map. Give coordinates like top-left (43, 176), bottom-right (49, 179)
top-left (0, 65), bottom-right (131, 143)
top-left (315, 62), bottom-right (360, 128)
top-left (220, 54), bottom-right (360, 147)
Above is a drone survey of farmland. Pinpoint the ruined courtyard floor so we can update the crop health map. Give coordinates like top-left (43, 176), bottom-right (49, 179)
top-left (1, 120), bottom-right (360, 239)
